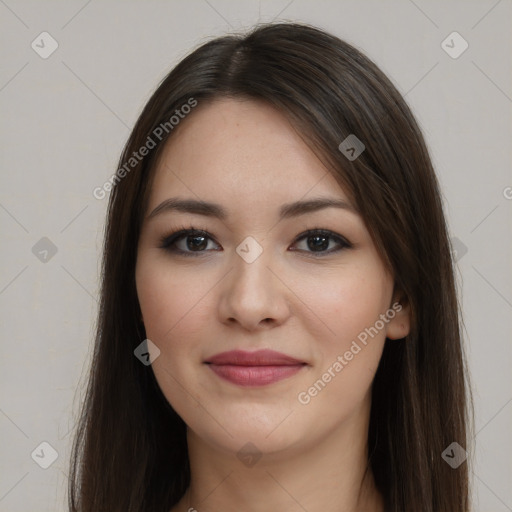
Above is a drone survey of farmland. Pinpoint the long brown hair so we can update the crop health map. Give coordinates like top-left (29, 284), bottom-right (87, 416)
top-left (69, 22), bottom-right (473, 511)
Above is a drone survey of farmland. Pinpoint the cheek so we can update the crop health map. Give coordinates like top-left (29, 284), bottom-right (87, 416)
top-left (290, 259), bottom-right (392, 348)
top-left (292, 262), bottom-right (390, 411)
top-left (136, 257), bottom-right (211, 345)
top-left (136, 259), bottom-right (212, 419)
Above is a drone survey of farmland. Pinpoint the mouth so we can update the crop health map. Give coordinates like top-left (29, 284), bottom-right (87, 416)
top-left (204, 349), bottom-right (307, 387)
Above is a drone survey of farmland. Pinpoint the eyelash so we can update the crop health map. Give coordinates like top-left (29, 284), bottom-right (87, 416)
top-left (158, 224), bottom-right (352, 258)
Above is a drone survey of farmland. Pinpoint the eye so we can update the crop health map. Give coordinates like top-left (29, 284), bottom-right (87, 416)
top-left (159, 226), bottom-right (352, 257)
top-left (159, 226), bottom-right (221, 257)
top-left (290, 229), bottom-right (352, 256)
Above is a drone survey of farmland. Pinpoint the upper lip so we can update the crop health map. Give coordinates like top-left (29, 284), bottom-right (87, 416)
top-left (204, 349), bottom-right (306, 366)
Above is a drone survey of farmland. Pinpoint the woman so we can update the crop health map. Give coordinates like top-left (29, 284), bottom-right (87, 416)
top-left (69, 22), bottom-right (473, 511)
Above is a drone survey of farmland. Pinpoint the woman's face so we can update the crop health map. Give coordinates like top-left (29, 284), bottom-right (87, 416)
top-left (135, 98), bottom-right (409, 459)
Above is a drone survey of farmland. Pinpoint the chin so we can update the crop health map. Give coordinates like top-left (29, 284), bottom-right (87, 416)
top-left (197, 425), bottom-right (304, 461)
top-left (184, 405), bottom-right (305, 456)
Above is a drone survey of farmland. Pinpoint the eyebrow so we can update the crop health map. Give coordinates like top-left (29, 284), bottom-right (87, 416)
top-left (147, 196), bottom-right (358, 221)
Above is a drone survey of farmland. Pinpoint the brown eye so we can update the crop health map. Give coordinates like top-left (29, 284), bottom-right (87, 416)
top-left (160, 228), bottom-right (221, 256)
top-left (290, 229), bottom-right (351, 256)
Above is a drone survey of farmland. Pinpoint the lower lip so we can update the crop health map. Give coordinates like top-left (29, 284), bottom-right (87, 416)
top-left (207, 364), bottom-right (304, 386)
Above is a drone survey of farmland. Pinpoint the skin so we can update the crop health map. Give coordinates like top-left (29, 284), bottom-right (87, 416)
top-left (135, 98), bottom-right (410, 512)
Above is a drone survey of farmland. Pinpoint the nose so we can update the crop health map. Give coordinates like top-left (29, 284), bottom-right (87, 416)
top-left (217, 245), bottom-right (291, 331)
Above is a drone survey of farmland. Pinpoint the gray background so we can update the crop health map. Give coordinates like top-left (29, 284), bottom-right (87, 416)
top-left (1, 1), bottom-right (511, 510)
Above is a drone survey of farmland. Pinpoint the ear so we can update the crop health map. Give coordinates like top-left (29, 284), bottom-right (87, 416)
top-left (385, 289), bottom-right (411, 340)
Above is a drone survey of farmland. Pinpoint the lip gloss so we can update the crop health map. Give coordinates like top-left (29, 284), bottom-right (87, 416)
top-left (205, 349), bottom-right (306, 386)
top-left (208, 363), bottom-right (304, 386)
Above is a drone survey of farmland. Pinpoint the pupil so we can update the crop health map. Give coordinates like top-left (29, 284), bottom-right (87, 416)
top-left (308, 235), bottom-right (328, 251)
top-left (188, 235), bottom-right (207, 251)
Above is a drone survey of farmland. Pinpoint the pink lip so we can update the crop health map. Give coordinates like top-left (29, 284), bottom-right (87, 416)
top-left (205, 349), bottom-right (306, 387)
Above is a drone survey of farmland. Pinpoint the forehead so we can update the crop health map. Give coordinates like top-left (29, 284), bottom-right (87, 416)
top-left (147, 98), bottom-right (350, 213)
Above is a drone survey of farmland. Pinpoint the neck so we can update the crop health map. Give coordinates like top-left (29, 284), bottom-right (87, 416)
top-left (172, 397), bottom-right (384, 512)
